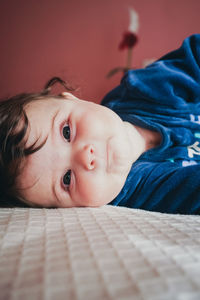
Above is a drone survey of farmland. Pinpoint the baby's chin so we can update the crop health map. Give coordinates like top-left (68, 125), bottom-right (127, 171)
top-left (76, 187), bottom-right (124, 208)
top-left (77, 199), bottom-right (111, 208)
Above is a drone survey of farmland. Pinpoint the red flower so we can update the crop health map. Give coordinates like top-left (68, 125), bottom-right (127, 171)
top-left (119, 31), bottom-right (138, 50)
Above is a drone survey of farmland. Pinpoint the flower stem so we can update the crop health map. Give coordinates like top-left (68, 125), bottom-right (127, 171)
top-left (126, 47), bottom-right (133, 70)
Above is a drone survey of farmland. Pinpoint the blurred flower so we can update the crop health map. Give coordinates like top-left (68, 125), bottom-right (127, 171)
top-left (107, 7), bottom-right (139, 78)
top-left (128, 7), bottom-right (139, 33)
top-left (119, 8), bottom-right (139, 50)
top-left (119, 31), bottom-right (138, 50)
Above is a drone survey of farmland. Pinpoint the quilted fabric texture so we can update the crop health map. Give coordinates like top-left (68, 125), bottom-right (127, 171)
top-left (0, 206), bottom-right (200, 300)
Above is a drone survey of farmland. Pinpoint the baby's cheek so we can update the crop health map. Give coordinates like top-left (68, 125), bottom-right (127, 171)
top-left (75, 175), bottom-right (111, 207)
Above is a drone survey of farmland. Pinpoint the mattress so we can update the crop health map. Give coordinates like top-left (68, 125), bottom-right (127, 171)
top-left (0, 205), bottom-right (200, 300)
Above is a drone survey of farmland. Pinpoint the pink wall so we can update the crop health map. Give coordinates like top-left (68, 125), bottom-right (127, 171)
top-left (0, 0), bottom-right (200, 103)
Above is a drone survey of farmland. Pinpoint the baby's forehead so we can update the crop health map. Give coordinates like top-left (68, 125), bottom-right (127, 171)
top-left (22, 98), bottom-right (60, 148)
top-left (24, 97), bottom-right (65, 124)
top-left (25, 96), bottom-right (62, 110)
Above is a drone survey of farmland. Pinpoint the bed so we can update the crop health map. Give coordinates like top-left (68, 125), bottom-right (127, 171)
top-left (0, 205), bottom-right (200, 300)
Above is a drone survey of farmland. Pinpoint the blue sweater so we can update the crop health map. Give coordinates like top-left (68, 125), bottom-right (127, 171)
top-left (101, 34), bottom-right (200, 215)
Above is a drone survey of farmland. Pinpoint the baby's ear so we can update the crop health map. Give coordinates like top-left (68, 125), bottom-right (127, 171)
top-left (61, 92), bottom-right (78, 100)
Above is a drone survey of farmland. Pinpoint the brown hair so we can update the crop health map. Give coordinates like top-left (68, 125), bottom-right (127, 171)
top-left (0, 77), bottom-right (75, 207)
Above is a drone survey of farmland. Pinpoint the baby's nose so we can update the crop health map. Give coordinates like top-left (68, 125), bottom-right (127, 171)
top-left (79, 144), bottom-right (95, 170)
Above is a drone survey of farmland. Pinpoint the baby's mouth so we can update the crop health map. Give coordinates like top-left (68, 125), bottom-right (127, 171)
top-left (106, 139), bottom-right (111, 172)
top-left (106, 137), bottom-right (130, 174)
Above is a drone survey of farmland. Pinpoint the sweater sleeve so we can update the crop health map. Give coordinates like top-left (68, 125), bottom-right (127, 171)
top-left (102, 34), bottom-right (200, 111)
top-left (123, 34), bottom-right (200, 108)
top-left (111, 162), bottom-right (200, 215)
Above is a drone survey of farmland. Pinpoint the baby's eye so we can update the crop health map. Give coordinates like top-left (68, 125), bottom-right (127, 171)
top-left (63, 170), bottom-right (71, 188)
top-left (63, 124), bottom-right (71, 142)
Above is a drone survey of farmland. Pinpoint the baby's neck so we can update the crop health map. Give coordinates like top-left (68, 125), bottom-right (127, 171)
top-left (135, 125), bottom-right (162, 151)
top-left (124, 121), bottom-right (162, 163)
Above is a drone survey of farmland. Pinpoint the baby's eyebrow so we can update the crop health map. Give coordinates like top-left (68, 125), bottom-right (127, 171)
top-left (51, 108), bottom-right (60, 133)
top-left (50, 108), bottom-right (63, 206)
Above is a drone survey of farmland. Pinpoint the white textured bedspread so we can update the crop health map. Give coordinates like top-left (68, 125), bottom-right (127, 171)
top-left (0, 206), bottom-right (200, 300)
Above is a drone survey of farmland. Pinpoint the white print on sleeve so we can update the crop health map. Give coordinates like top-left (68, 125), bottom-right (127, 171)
top-left (190, 114), bottom-right (200, 124)
top-left (187, 141), bottom-right (200, 158)
top-left (182, 160), bottom-right (197, 167)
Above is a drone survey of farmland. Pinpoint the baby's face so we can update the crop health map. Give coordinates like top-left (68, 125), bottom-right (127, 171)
top-left (17, 94), bottom-right (134, 207)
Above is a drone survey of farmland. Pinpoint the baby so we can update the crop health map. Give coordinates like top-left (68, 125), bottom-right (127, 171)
top-left (1, 34), bottom-right (200, 214)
